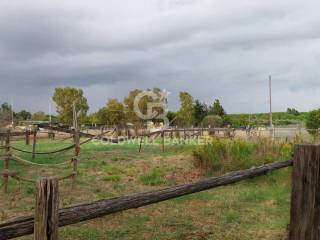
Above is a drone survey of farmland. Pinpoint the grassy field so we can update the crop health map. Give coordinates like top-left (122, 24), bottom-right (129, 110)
top-left (0, 137), bottom-right (291, 240)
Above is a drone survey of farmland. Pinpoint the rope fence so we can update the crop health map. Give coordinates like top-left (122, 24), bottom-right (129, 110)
top-left (0, 127), bottom-right (120, 191)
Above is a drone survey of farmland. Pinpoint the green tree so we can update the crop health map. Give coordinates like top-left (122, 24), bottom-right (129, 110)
top-left (177, 91), bottom-right (194, 126)
top-left (105, 99), bottom-right (125, 125)
top-left (202, 115), bottom-right (223, 127)
top-left (123, 88), bottom-right (165, 124)
top-left (52, 87), bottom-right (89, 124)
top-left (209, 99), bottom-right (226, 117)
top-left (287, 108), bottom-right (300, 116)
top-left (306, 109), bottom-right (320, 135)
top-left (193, 100), bottom-right (208, 126)
top-left (0, 102), bottom-right (12, 127)
top-left (1, 103), bottom-right (11, 112)
top-left (32, 111), bottom-right (48, 121)
top-left (123, 89), bottom-right (143, 124)
top-left (167, 111), bottom-right (177, 124)
top-left (16, 110), bottom-right (32, 120)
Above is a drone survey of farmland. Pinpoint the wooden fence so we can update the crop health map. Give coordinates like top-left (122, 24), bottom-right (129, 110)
top-left (2, 144), bottom-right (320, 239)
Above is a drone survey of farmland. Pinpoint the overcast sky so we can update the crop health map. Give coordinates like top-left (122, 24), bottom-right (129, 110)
top-left (1, 0), bottom-right (320, 114)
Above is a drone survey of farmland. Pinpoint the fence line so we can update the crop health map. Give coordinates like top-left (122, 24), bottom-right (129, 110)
top-left (0, 159), bottom-right (292, 239)
top-left (11, 155), bottom-right (71, 167)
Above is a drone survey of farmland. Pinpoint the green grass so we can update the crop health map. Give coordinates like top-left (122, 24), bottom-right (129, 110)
top-left (139, 168), bottom-right (165, 186)
top-left (0, 137), bottom-right (292, 240)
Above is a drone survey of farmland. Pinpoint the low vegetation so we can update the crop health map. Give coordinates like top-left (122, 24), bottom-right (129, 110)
top-left (193, 137), bottom-right (293, 175)
top-left (0, 136), bottom-right (293, 239)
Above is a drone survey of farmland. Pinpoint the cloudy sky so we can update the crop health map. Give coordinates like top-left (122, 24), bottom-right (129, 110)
top-left (1, 0), bottom-right (320, 114)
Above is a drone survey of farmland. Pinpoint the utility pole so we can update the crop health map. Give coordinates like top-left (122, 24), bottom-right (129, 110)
top-left (269, 75), bottom-right (272, 128)
top-left (269, 75), bottom-right (274, 140)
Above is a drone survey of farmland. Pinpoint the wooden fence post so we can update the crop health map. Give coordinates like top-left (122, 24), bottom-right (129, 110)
top-left (289, 144), bottom-right (320, 240)
top-left (72, 128), bottom-right (80, 190)
top-left (3, 130), bottom-right (10, 193)
top-left (32, 131), bottom-right (37, 160)
top-left (34, 177), bottom-right (59, 240)
top-left (162, 130), bottom-right (165, 152)
top-left (25, 130), bottom-right (30, 145)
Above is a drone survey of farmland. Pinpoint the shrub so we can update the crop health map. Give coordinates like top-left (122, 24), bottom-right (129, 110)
top-left (202, 115), bottom-right (223, 128)
top-left (193, 137), bottom-right (292, 174)
top-left (306, 109), bottom-right (320, 135)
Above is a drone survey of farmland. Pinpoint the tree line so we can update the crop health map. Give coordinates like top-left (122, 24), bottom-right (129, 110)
top-left (1, 86), bottom-right (316, 130)
top-left (0, 87), bottom-right (228, 128)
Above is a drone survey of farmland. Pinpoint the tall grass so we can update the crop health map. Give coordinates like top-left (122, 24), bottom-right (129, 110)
top-left (193, 137), bottom-right (293, 175)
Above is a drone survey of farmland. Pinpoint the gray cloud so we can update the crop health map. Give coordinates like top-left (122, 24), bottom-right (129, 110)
top-left (1, 0), bottom-right (320, 113)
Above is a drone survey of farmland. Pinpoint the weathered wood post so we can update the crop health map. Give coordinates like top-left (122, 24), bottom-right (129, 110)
top-left (32, 130), bottom-right (37, 160)
top-left (138, 136), bottom-right (143, 153)
top-left (72, 128), bottom-right (80, 190)
top-left (162, 130), bottom-right (165, 152)
top-left (127, 127), bottom-right (131, 138)
top-left (25, 130), bottom-right (30, 145)
top-left (72, 102), bottom-right (80, 190)
top-left (289, 144), bottom-right (320, 240)
top-left (3, 130), bottom-right (10, 193)
top-left (34, 177), bottom-right (59, 240)
top-left (100, 126), bottom-right (104, 139)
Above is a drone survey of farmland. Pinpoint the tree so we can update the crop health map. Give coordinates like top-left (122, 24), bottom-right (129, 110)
top-left (32, 111), bottom-right (48, 121)
top-left (16, 110), bottom-right (32, 121)
top-left (0, 102), bottom-right (12, 127)
top-left (123, 88), bottom-right (166, 125)
top-left (105, 99), bottom-right (125, 125)
top-left (287, 108), bottom-right (300, 116)
top-left (52, 87), bottom-right (89, 124)
top-left (193, 100), bottom-right (208, 126)
top-left (1, 103), bottom-right (11, 112)
top-left (124, 89), bottom-right (143, 124)
top-left (306, 109), bottom-right (320, 135)
top-left (177, 91), bottom-right (194, 126)
top-left (167, 111), bottom-right (177, 124)
top-left (92, 107), bottom-right (108, 124)
top-left (209, 99), bottom-right (226, 117)
top-left (202, 115), bottom-right (223, 127)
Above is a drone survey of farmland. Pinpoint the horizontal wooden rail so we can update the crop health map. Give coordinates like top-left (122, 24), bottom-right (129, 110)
top-left (0, 131), bottom-right (36, 137)
top-left (0, 159), bottom-right (292, 239)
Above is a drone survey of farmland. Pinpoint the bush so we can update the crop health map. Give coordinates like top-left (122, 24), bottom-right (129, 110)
top-left (202, 115), bottom-right (223, 128)
top-left (193, 137), bottom-right (293, 174)
top-left (306, 109), bottom-right (320, 135)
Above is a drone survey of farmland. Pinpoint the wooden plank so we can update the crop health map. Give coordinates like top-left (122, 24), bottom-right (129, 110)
top-left (34, 177), bottom-right (59, 240)
top-left (289, 144), bottom-right (320, 240)
top-left (0, 131), bottom-right (36, 137)
top-left (0, 160), bottom-right (292, 239)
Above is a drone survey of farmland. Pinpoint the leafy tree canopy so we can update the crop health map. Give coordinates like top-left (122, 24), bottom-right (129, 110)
top-left (306, 109), bottom-right (320, 135)
top-left (177, 91), bottom-right (194, 127)
top-left (287, 108), bottom-right (300, 116)
top-left (52, 87), bottom-right (89, 124)
top-left (193, 100), bottom-right (208, 126)
top-left (105, 98), bottom-right (125, 125)
top-left (209, 99), bottom-right (226, 117)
